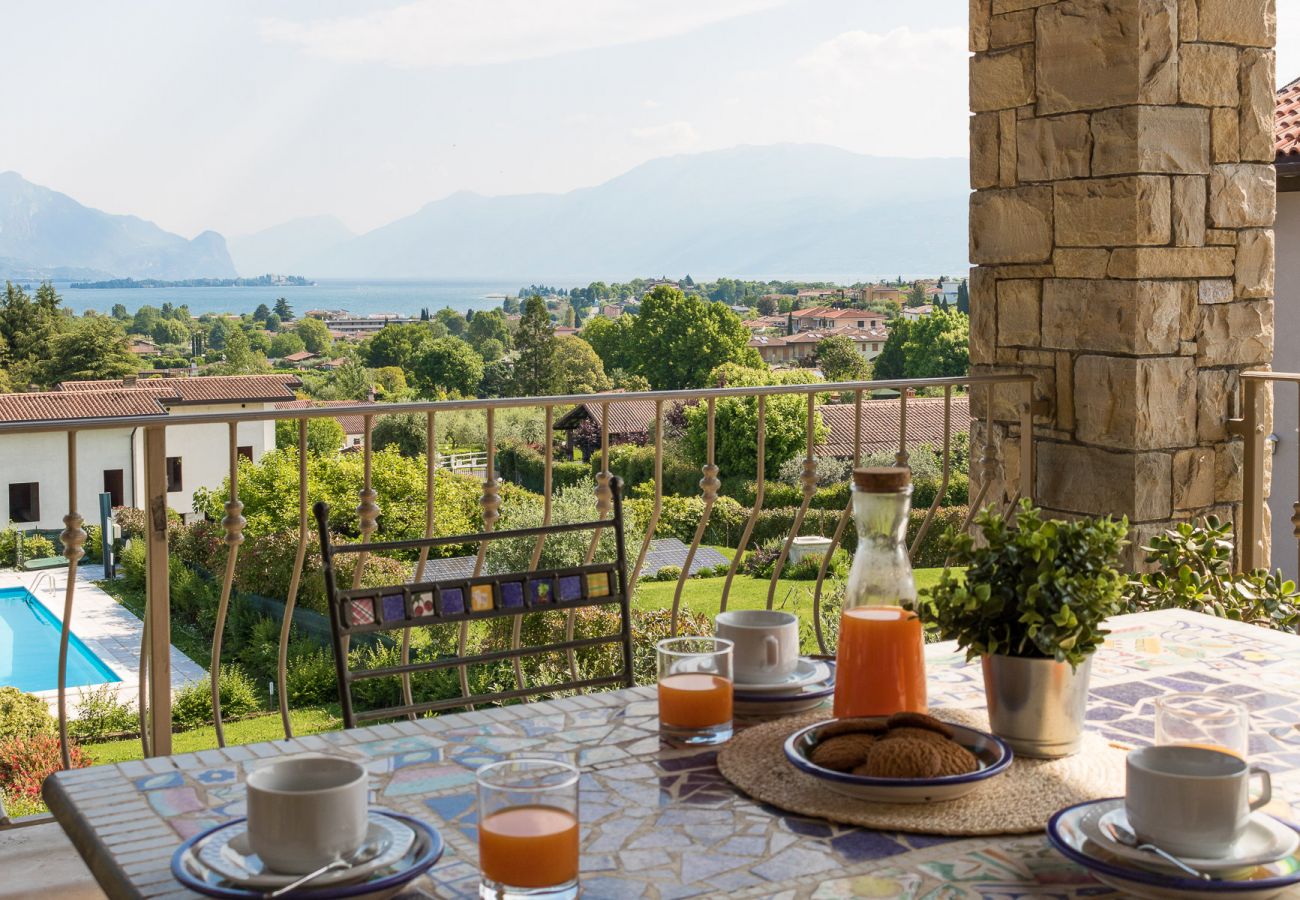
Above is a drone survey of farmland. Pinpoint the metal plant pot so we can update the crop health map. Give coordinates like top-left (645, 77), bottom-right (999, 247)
top-left (980, 653), bottom-right (1093, 759)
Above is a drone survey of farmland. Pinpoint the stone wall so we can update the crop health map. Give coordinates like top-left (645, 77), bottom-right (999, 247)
top-left (968, 0), bottom-right (1276, 563)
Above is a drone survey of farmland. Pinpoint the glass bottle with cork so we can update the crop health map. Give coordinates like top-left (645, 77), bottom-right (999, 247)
top-left (832, 466), bottom-right (928, 718)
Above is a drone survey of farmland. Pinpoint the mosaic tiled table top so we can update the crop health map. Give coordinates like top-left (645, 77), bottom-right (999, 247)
top-left (43, 609), bottom-right (1300, 899)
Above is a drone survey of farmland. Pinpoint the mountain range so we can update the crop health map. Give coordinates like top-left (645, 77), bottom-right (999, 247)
top-left (0, 145), bottom-right (969, 282)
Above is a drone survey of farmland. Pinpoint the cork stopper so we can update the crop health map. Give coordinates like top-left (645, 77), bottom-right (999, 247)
top-left (851, 466), bottom-right (912, 492)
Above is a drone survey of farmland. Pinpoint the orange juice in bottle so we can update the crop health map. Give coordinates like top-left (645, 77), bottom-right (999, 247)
top-left (833, 466), bottom-right (927, 718)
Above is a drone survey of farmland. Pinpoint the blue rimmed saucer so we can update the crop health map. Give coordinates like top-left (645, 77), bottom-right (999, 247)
top-left (1048, 798), bottom-right (1300, 900)
top-left (172, 810), bottom-right (442, 899)
top-left (734, 661), bottom-right (835, 717)
top-left (783, 717), bottom-right (1012, 803)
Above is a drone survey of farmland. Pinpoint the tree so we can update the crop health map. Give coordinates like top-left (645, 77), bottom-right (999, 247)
top-left (152, 318), bottom-right (190, 346)
top-left (111, 303), bottom-right (130, 321)
top-left (756, 296), bottom-right (778, 316)
top-left (0, 282), bottom-right (64, 385)
top-left (372, 413), bottom-right (427, 458)
top-left (480, 358), bottom-right (515, 398)
top-left (252, 303), bottom-right (271, 322)
top-left (371, 366), bottom-right (409, 399)
top-left (815, 335), bottom-right (871, 382)
top-left (331, 359), bottom-right (372, 401)
top-left (552, 336), bottom-right (611, 395)
top-left (623, 286), bottom-right (762, 390)
top-left (502, 297), bottom-right (521, 315)
top-left (467, 308), bottom-right (511, 350)
top-left (872, 310), bottom-right (969, 379)
top-left (907, 282), bottom-right (927, 307)
top-left (435, 308), bottom-right (469, 337)
top-left (477, 337), bottom-right (505, 363)
top-left (207, 318), bottom-right (229, 350)
top-left (512, 296), bottom-right (558, 397)
top-left (216, 325), bottom-right (266, 374)
top-left (270, 332), bottom-right (306, 359)
top-left (956, 280), bottom-right (969, 315)
top-left (581, 315), bottom-right (636, 376)
top-left (274, 297), bottom-right (294, 320)
top-left (363, 324), bottom-right (433, 371)
top-left (264, 313), bottom-right (282, 332)
top-left (131, 305), bottom-right (161, 337)
top-left (275, 417), bottom-right (345, 454)
top-left (681, 365), bottom-right (827, 479)
top-left (295, 317), bottom-right (333, 354)
top-left (41, 317), bottom-right (139, 384)
top-left (413, 336), bottom-right (483, 396)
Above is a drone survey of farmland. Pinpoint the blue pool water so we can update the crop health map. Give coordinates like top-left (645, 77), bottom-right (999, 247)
top-left (0, 588), bottom-right (120, 692)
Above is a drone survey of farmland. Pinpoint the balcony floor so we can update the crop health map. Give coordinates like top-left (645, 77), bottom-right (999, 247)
top-left (0, 820), bottom-right (103, 899)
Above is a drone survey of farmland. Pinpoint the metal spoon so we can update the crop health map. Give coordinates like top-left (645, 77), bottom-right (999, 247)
top-left (1100, 820), bottom-right (1212, 881)
top-left (264, 840), bottom-right (385, 898)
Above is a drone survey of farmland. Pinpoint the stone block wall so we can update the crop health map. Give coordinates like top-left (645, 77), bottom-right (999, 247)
top-left (968, 0), bottom-right (1276, 562)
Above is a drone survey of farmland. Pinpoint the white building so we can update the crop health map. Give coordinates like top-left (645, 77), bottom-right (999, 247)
top-left (0, 373), bottom-right (302, 530)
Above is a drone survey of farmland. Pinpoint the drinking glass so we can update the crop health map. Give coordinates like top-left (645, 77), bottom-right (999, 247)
top-left (1154, 693), bottom-right (1250, 758)
top-left (657, 636), bottom-right (734, 744)
top-left (476, 758), bottom-right (580, 900)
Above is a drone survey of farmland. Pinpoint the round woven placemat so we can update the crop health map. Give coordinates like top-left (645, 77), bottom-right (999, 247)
top-left (717, 707), bottom-right (1126, 836)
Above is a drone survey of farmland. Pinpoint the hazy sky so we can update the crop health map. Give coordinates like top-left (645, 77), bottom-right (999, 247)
top-left (5, 0), bottom-right (1297, 239)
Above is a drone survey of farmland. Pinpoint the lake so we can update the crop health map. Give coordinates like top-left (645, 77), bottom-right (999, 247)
top-left (45, 279), bottom-right (574, 318)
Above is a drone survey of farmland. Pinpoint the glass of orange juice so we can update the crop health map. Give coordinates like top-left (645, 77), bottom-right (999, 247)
top-left (1154, 693), bottom-right (1249, 758)
top-left (476, 758), bottom-right (580, 900)
top-left (657, 637), bottom-right (734, 744)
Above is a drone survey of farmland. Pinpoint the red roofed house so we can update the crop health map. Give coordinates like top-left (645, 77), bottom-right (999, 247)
top-left (816, 396), bottom-right (971, 459)
top-left (789, 307), bottom-right (887, 334)
top-left (281, 350), bottom-right (320, 367)
top-left (1268, 76), bottom-right (1300, 570)
top-left (751, 325), bottom-right (889, 366)
top-left (0, 373), bottom-right (302, 528)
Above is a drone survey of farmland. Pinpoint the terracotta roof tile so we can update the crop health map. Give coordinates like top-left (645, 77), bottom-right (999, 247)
top-left (554, 397), bottom-right (660, 436)
top-left (0, 389), bottom-right (170, 424)
top-left (59, 373), bottom-right (302, 405)
top-left (275, 399), bottom-right (378, 436)
top-left (817, 397), bottom-right (971, 458)
top-left (1279, 76), bottom-right (1300, 159)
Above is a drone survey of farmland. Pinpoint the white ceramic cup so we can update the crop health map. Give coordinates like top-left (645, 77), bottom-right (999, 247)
top-left (1125, 744), bottom-right (1272, 858)
top-left (245, 754), bottom-right (369, 874)
top-left (715, 609), bottom-right (799, 685)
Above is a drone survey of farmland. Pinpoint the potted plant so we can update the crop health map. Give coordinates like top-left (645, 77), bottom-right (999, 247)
top-left (911, 500), bottom-right (1128, 758)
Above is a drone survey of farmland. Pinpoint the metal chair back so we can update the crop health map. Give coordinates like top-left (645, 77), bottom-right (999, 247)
top-left (314, 476), bottom-right (633, 728)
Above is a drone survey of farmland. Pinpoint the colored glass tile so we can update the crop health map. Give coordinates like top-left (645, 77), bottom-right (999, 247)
top-left (470, 584), bottom-right (494, 612)
top-left (411, 592), bottom-right (436, 618)
top-left (557, 575), bottom-right (582, 602)
top-left (586, 571), bottom-right (611, 597)
top-left (346, 597), bottom-right (375, 626)
top-left (499, 581), bottom-right (524, 608)
top-left (381, 592), bottom-right (405, 622)
top-left (529, 579), bottom-right (554, 605)
top-left (439, 587), bottom-right (465, 615)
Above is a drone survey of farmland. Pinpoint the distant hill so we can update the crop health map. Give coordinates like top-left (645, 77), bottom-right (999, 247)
top-left (299, 144), bottom-right (969, 279)
top-left (0, 171), bottom-right (237, 280)
top-left (228, 215), bottom-right (355, 278)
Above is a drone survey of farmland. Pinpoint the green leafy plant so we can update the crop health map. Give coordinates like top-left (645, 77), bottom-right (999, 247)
top-left (0, 688), bottom-right (55, 741)
top-left (1125, 517), bottom-right (1300, 630)
top-left (912, 501), bottom-right (1128, 668)
top-left (69, 686), bottom-right (137, 743)
top-left (170, 667), bottom-right (261, 731)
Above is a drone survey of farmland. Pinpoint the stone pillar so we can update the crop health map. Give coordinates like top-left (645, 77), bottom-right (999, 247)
top-left (968, 0), bottom-right (1276, 564)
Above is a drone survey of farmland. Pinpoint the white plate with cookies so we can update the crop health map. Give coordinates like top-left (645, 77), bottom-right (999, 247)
top-left (783, 712), bottom-right (1013, 803)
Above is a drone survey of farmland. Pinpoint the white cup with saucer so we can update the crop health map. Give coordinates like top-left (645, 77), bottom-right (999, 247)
top-left (245, 754), bottom-right (370, 874)
top-left (1125, 744), bottom-right (1272, 859)
top-left (715, 609), bottom-right (799, 685)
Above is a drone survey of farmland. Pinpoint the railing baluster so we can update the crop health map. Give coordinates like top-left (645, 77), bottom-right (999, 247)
top-left (277, 419), bottom-right (310, 738)
top-left (56, 431), bottom-right (86, 769)
top-left (405, 412), bottom-right (437, 717)
top-left (465, 409), bottom-right (498, 702)
top-left (896, 388), bottom-right (910, 468)
top-left (812, 389), bottom-right (863, 654)
top-left (962, 387), bottom-right (997, 534)
top-left (353, 415), bottom-right (379, 588)
top-left (528, 406), bottom-right (555, 570)
top-left (137, 606), bottom-right (150, 759)
top-left (671, 398), bottom-right (718, 636)
top-left (142, 425), bottom-right (171, 755)
top-left (768, 394), bottom-right (818, 606)
top-left (720, 395), bottom-right (766, 613)
top-left (629, 401), bottom-right (664, 587)
top-left (571, 402), bottom-right (613, 683)
top-left (211, 422), bottom-right (246, 748)
top-left (909, 385), bottom-right (953, 558)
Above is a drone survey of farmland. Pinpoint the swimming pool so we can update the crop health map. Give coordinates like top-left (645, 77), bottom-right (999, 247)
top-left (0, 587), bottom-right (120, 693)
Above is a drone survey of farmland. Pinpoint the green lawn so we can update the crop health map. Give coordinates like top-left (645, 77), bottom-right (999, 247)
top-left (82, 707), bottom-right (342, 766)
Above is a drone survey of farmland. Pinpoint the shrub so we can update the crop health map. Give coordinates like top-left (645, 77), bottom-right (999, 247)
top-left (284, 642), bottom-right (340, 707)
top-left (119, 540), bottom-right (147, 590)
top-left (498, 440), bottom-right (588, 493)
top-left (69, 686), bottom-right (137, 743)
top-left (485, 480), bottom-right (642, 575)
top-left (784, 550), bottom-right (850, 581)
top-left (743, 539), bottom-right (783, 578)
top-left (171, 666), bottom-right (262, 730)
top-left (653, 565), bottom-right (682, 582)
top-left (0, 688), bottom-right (55, 741)
top-left (1125, 517), bottom-right (1300, 631)
top-left (0, 734), bottom-right (90, 801)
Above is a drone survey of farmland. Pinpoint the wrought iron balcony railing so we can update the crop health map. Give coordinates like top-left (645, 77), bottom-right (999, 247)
top-left (0, 374), bottom-right (1035, 769)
